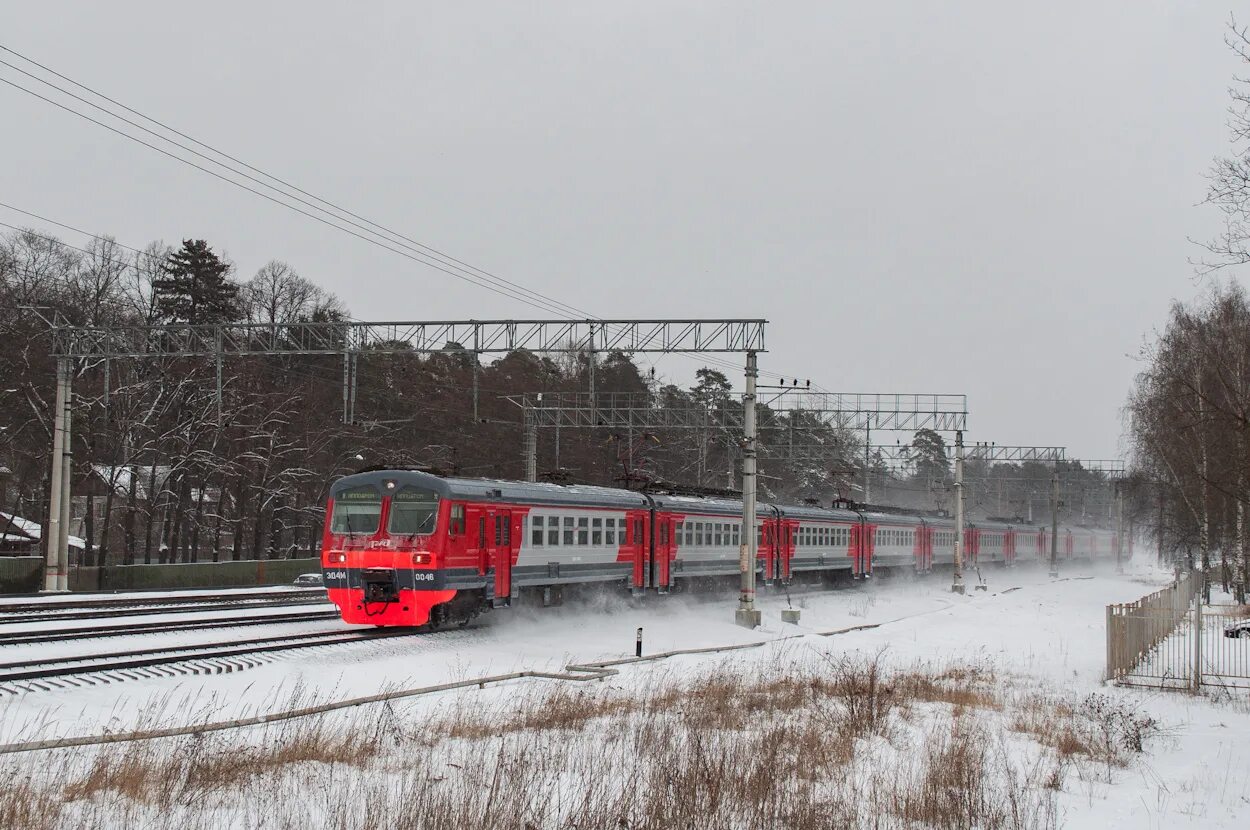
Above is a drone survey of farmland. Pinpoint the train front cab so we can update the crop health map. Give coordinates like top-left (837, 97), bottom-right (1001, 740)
top-left (322, 473), bottom-right (457, 627)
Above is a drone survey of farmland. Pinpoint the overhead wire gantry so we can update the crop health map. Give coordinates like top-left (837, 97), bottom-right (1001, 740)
top-left (38, 316), bottom-right (772, 628)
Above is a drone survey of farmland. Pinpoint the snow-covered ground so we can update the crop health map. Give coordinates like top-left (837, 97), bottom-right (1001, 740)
top-left (1, 561), bottom-right (1247, 828)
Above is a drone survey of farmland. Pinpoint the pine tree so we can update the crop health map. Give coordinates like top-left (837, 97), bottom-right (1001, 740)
top-left (907, 428), bottom-right (950, 483)
top-left (152, 239), bottom-right (240, 324)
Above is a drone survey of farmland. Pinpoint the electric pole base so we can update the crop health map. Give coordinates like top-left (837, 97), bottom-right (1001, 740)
top-left (951, 584), bottom-right (966, 595)
top-left (1048, 569), bottom-right (1059, 579)
top-left (735, 608), bottom-right (762, 629)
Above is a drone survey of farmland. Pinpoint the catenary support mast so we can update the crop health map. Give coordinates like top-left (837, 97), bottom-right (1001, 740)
top-left (44, 358), bottom-right (70, 592)
top-left (736, 351), bottom-right (761, 628)
top-left (951, 430), bottom-right (965, 595)
top-left (1049, 470), bottom-right (1060, 578)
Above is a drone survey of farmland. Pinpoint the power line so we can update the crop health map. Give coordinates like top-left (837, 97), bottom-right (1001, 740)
top-left (0, 56), bottom-right (595, 322)
top-left (0, 48), bottom-right (850, 392)
top-left (0, 78), bottom-right (585, 320)
top-left (0, 46), bottom-right (599, 320)
top-left (0, 47), bottom-right (799, 385)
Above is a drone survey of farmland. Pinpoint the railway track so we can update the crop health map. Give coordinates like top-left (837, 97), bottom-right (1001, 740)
top-left (0, 588), bottom-right (327, 621)
top-left (0, 609), bottom-right (342, 646)
top-left (0, 597), bottom-right (329, 626)
top-left (0, 628), bottom-right (415, 689)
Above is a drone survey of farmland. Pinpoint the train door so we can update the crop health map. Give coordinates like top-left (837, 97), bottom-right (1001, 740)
top-left (491, 510), bottom-right (512, 602)
top-left (761, 520), bottom-right (775, 581)
top-left (653, 513), bottom-right (674, 590)
top-left (466, 506), bottom-right (490, 576)
top-left (849, 524), bottom-right (860, 577)
top-left (864, 523), bottom-right (875, 576)
top-left (780, 521), bottom-right (795, 583)
top-left (629, 513), bottom-right (648, 590)
top-left (851, 522), bottom-right (875, 578)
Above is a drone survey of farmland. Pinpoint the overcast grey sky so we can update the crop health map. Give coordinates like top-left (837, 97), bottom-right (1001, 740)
top-left (3, 2), bottom-right (1241, 459)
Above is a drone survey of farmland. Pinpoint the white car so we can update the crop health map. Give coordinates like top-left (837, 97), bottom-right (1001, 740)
top-left (1224, 619), bottom-right (1250, 639)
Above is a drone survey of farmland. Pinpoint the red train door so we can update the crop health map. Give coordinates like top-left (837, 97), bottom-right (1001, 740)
top-left (865, 523), bottom-right (875, 576)
top-left (467, 507), bottom-right (490, 576)
top-left (654, 514), bottom-right (674, 589)
top-left (780, 522), bottom-right (795, 583)
top-left (630, 513), bottom-right (648, 590)
top-left (761, 520), bottom-right (775, 581)
top-left (851, 522), bottom-right (875, 577)
top-left (766, 520), bottom-right (793, 583)
top-left (849, 524), bottom-right (861, 577)
top-left (491, 510), bottom-right (512, 602)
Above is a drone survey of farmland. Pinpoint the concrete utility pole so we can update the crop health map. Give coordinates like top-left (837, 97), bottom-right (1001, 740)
top-left (44, 357), bottom-right (71, 592)
top-left (587, 323), bottom-right (597, 426)
top-left (863, 425), bottom-right (872, 504)
top-left (524, 407), bottom-right (538, 483)
top-left (1049, 470), bottom-right (1060, 578)
top-left (736, 351), bottom-right (761, 629)
top-left (951, 430), bottom-right (965, 595)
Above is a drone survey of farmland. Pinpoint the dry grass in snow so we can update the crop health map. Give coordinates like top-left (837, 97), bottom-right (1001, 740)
top-left (0, 649), bottom-right (1162, 830)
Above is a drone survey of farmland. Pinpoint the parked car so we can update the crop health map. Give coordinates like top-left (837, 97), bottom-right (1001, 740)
top-left (1224, 619), bottom-right (1250, 638)
top-left (293, 572), bottom-right (324, 587)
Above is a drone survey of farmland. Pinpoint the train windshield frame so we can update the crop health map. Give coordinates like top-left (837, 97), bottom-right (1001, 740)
top-left (387, 486), bottom-right (440, 536)
top-left (330, 485), bottom-right (383, 534)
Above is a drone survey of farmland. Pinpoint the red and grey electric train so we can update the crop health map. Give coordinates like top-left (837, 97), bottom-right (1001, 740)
top-left (321, 469), bottom-right (1122, 627)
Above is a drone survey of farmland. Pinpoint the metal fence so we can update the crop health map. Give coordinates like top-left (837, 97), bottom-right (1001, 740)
top-left (1106, 571), bottom-right (1250, 692)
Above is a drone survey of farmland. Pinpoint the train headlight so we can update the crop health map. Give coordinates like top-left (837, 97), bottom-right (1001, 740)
top-left (327, 551), bottom-right (346, 564)
top-left (412, 552), bottom-right (432, 566)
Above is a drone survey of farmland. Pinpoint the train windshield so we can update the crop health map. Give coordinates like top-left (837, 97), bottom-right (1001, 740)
top-left (330, 486), bottom-right (382, 534)
top-left (388, 487), bottom-right (440, 535)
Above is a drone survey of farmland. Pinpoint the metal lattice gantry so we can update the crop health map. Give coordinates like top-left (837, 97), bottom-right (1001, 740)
top-left (761, 390), bottom-right (968, 433)
top-left (865, 443), bottom-right (1067, 466)
top-left (506, 390), bottom-right (971, 479)
top-left (509, 390), bottom-right (968, 435)
top-left (36, 317), bottom-right (770, 597)
top-left (48, 318), bottom-right (767, 358)
top-left (1066, 459), bottom-right (1127, 477)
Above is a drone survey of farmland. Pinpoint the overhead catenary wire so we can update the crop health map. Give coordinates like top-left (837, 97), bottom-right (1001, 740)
top-left (0, 47), bottom-right (599, 321)
top-left (0, 58), bottom-right (594, 322)
top-left (0, 51), bottom-right (796, 386)
top-left (1, 200), bottom-right (792, 397)
top-left (0, 77), bottom-right (575, 318)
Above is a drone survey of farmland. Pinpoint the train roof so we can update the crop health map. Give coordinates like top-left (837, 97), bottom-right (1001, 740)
top-left (330, 469), bottom-right (651, 510)
top-left (647, 493), bottom-right (774, 518)
top-left (329, 471), bottom-right (1120, 533)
